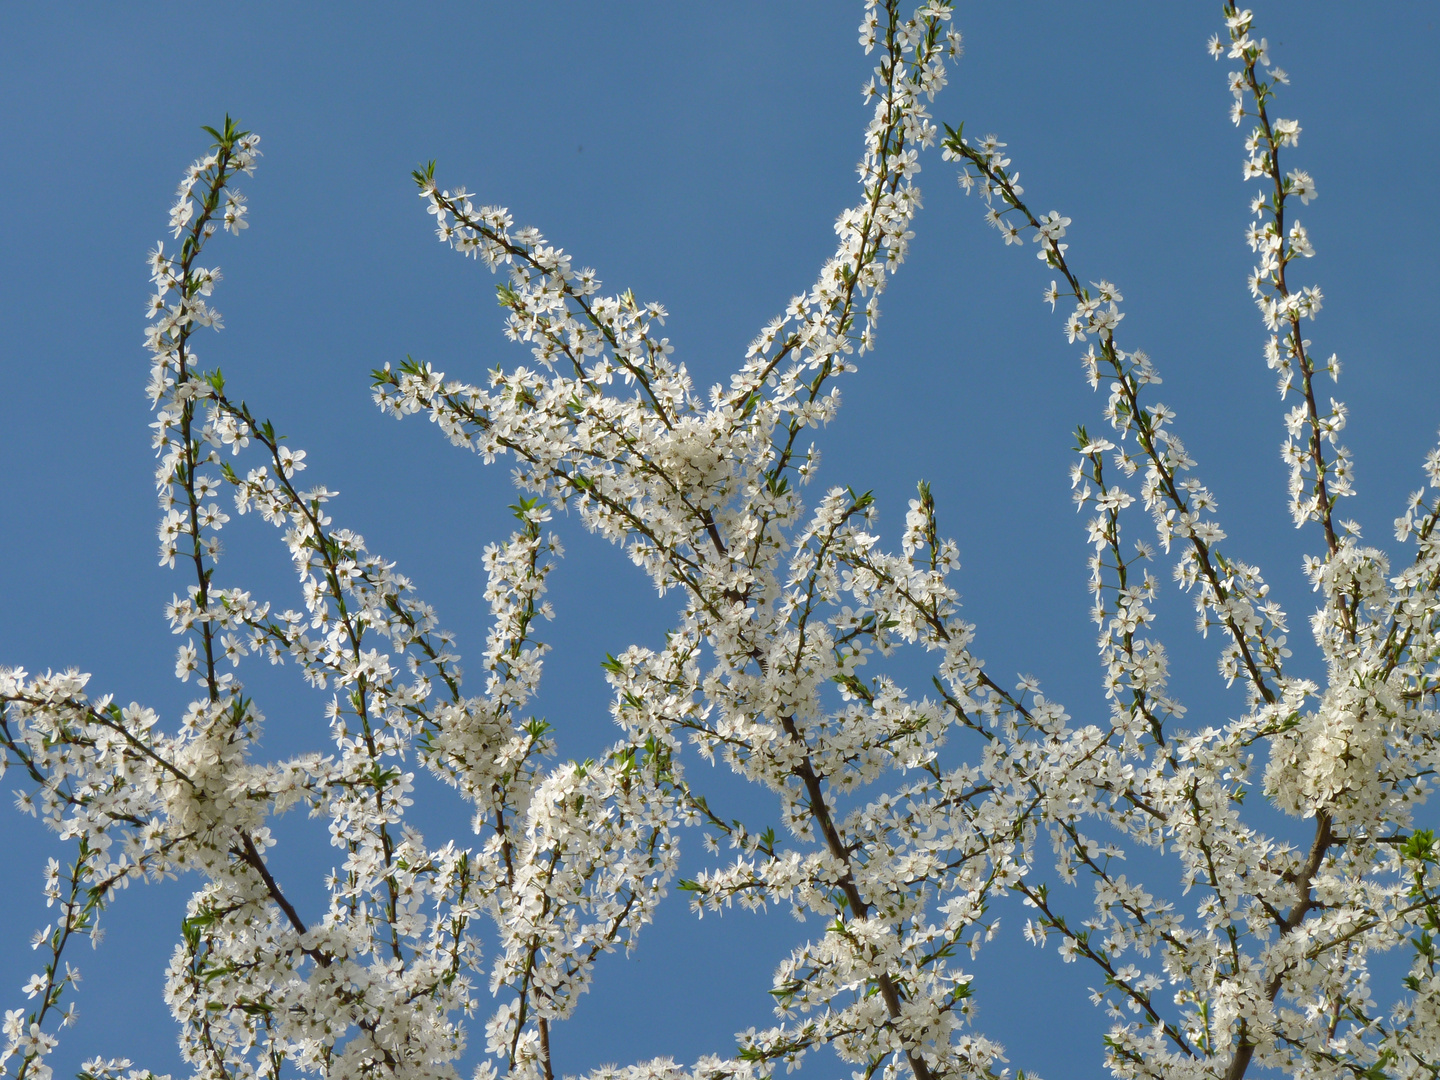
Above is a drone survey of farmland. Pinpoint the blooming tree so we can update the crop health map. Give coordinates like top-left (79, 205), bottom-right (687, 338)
top-left (2, 4), bottom-right (1438, 1080)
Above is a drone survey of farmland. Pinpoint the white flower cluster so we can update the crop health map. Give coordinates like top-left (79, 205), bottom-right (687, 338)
top-left (3, 114), bottom-right (680, 1080)
top-left (4, 6), bottom-right (1439, 1080)
top-left (936, 6), bottom-right (1440, 1080)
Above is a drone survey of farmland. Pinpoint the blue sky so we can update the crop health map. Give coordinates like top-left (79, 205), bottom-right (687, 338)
top-left (1, 4), bottom-right (1437, 1079)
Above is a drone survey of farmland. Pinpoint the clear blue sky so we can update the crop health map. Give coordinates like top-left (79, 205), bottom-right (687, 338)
top-left (2, 4), bottom-right (1437, 1079)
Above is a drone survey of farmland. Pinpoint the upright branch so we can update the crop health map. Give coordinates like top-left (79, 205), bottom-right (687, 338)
top-left (931, 7), bottom-right (1440, 1080)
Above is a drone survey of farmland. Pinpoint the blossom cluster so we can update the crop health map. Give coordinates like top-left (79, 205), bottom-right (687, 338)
top-left (4, 116), bottom-right (681, 1080)
top-left (935, 6), bottom-right (1440, 1079)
